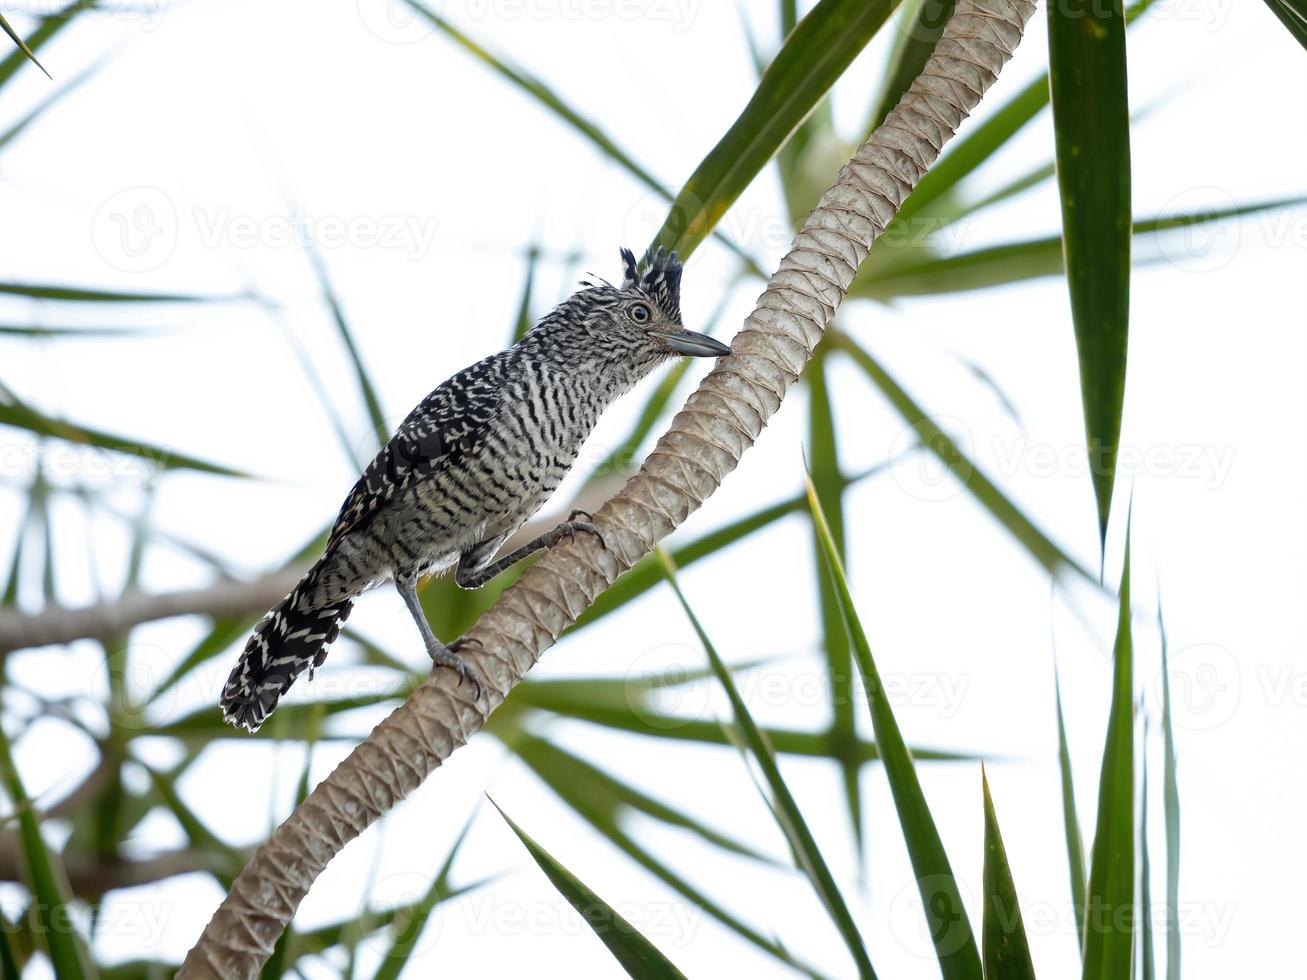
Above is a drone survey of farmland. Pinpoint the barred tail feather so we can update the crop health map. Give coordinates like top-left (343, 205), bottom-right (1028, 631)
top-left (220, 579), bottom-right (353, 732)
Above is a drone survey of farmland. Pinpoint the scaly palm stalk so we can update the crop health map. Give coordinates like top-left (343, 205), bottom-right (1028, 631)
top-left (177, 0), bottom-right (1037, 974)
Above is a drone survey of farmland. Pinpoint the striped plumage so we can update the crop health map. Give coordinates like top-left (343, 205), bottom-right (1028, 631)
top-left (220, 247), bottom-right (731, 731)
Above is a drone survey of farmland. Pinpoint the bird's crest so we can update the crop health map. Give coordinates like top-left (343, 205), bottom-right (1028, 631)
top-left (620, 246), bottom-right (683, 325)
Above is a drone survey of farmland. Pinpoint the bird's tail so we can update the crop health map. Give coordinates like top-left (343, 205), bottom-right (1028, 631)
top-left (220, 569), bottom-right (353, 732)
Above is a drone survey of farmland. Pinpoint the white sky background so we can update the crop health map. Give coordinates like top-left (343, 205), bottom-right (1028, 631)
top-left (0, 0), bottom-right (1304, 977)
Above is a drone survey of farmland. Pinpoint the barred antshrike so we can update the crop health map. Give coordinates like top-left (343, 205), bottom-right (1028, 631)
top-left (220, 247), bottom-right (729, 731)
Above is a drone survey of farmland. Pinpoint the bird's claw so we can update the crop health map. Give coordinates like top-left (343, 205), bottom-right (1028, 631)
top-left (432, 637), bottom-right (483, 701)
top-left (561, 510), bottom-right (607, 550)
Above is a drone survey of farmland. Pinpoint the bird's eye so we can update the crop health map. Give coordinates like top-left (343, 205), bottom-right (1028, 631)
top-left (628, 302), bottom-right (652, 324)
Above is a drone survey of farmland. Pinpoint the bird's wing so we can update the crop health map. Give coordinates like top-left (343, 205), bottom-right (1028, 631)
top-left (325, 359), bottom-right (501, 550)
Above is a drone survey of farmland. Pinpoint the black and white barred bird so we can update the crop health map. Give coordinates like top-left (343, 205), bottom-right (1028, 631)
top-left (220, 247), bottom-right (730, 731)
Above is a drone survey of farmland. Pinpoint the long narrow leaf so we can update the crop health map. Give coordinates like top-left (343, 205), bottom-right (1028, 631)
top-left (659, 551), bottom-right (875, 979)
top-left (302, 240), bottom-right (389, 451)
top-left (981, 769), bottom-right (1037, 980)
top-left (0, 0), bottom-right (89, 91)
top-left (1048, 0), bottom-right (1132, 550)
top-left (0, 324), bottom-right (154, 339)
top-left (0, 57), bottom-right (102, 155)
top-left (1158, 607), bottom-right (1180, 980)
top-left (511, 242), bottom-right (541, 343)
top-left (0, 11), bottom-right (50, 78)
top-left (1262, 0), bottom-right (1307, 49)
top-left (511, 735), bottom-right (773, 865)
top-left (0, 282), bottom-right (227, 303)
top-left (833, 333), bottom-right (1090, 582)
top-left (404, 1), bottom-right (759, 272)
top-left (510, 675), bottom-right (972, 764)
top-left (513, 735), bottom-right (821, 977)
top-left (865, 0), bottom-right (955, 133)
top-left (1081, 538), bottom-right (1135, 980)
top-left (1053, 658), bottom-right (1087, 951)
top-left (494, 802), bottom-right (690, 980)
top-left (805, 354), bottom-right (861, 852)
top-left (0, 725), bottom-right (97, 978)
top-left (579, 460), bottom-right (892, 631)
top-left (653, 0), bottom-right (900, 258)
top-left (0, 394), bottom-right (246, 478)
top-left (1139, 721), bottom-right (1155, 980)
top-left (890, 0), bottom-right (1155, 232)
top-left (853, 196), bottom-right (1307, 299)
top-left (370, 807), bottom-right (479, 980)
top-left (805, 474), bottom-right (979, 979)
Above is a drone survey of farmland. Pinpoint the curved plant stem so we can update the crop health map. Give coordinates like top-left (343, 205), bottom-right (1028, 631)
top-left (178, 1), bottom-right (1036, 974)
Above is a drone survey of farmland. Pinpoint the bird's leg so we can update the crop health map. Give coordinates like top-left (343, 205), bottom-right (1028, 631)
top-left (394, 575), bottom-right (481, 698)
top-left (455, 514), bottom-right (606, 590)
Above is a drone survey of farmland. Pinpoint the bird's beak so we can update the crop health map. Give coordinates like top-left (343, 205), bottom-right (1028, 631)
top-left (652, 329), bottom-right (733, 358)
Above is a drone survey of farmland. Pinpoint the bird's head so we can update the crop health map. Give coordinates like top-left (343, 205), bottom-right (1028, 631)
top-left (545, 247), bottom-right (732, 369)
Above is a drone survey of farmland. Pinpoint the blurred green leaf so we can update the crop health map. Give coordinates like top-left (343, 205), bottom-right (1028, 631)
top-left (0, 57), bottom-right (102, 155)
top-left (510, 734), bottom-right (773, 865)
top-left (369, 807), bottom-right (479, 980)
top-left (659, 551), bottom-right (876, 980)
top-left (303, 240), bottom-right (389, 452)
top-left (578, 461), bottom-right (890, 632)
top-left (804, 353), bottom-right (861, 853)
top-left (511, 242), bottom-right (542, 343)
top-left (273, 309), bottom-right (365, 469)
top-left (888, 74), bottom-right (1048, 234)
top-left (0, 11), bottom-right (50, 79)
top-left (494, 801), bottom-right (690, 980)
top-left (852, 196), bottom-right (1307, 299)
top-left (404, 1), bottom-right (759, 272)
top-left (1158, 606), bottom-right (1181, 980)
top-left (887, 0), bottom-right (1155, 236)
top-left (143, 531), bottom-right (330, 707)
top-left (296, 878), bottom-right (493, 966)
top-left (1082, 537), bottom-right (1135, 980)
top-left (1053, 659), bottom-right (1087, 951)
top-left (866, 0), bottom-right (955, 133)
top-left (1140, 721), bottom-right (1155, 980)
top-left (0, 323), bottom-right (152, 339)
top-left (959, 160), bottom-right (1056, 217)
top-left (0, 724), bottom-right (97, 979)
top-left (1, 491), bottom-right (32, 607)
top-left (1262, 0), bottom-right (1307, 49)
top-left (0, 1), bottom-right (90, 92)
top-left (0, 906), bottom-right (21, 979)
top-left (510, 671), bottom-right (975, 764)
top-left (156, 688), bottom-right (406, 741)
top-left (833, 333), bottom-right (1089, 582)
top-left (0, 282), bottom-right (230, 302)
top-left (1048, 0), bottom-right (1132, 549)
top-left (805, 473), bottom-right (979, 980)
top-left (981, 769), bottom-right (1037, 980)
top-left (142, 764), bottom-right (245, 889)
top-left (514, 735), bottom-right (822, 977)
top-left (654, 0), bottom-right (901, 259)
top-left (0, 391), bottom-right (247, 478)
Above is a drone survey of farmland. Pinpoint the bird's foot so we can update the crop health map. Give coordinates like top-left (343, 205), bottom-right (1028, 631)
top-left (429, 637), bottom-right (483, 701)
top-left (558, 510), bottom-right (607, 549)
